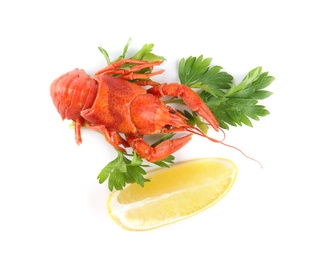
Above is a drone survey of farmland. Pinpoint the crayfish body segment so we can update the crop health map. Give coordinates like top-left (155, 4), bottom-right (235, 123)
top-left (50, 59), bottom-right (219, 162)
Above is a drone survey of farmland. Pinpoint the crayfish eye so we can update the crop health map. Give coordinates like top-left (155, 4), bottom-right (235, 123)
top-left (165, 125), bottom-right (174, 130)
top-left (168, 108), bottom-right (176, 115)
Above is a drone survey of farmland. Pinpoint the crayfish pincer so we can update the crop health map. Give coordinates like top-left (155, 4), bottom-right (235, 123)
top-left (50, 59), bottom-right (220, 162)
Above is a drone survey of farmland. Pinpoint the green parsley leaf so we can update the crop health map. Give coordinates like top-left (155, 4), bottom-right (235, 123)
top-left (200, 67), bottom-right (274, 129)
top-left (98, 46), bottom-right (111, 65)
top-left (178, 110), bottom-right (209, 134)
top-left (179, 55), bottom-right (233, 96)
top-left (118, 38), bottom-right (132, 60)
top-left (179, 110), bottom-right (196, 126)
top-left (108, 168), bottom-right (126, 191)
top-left (126, 166), bottom-right (149, 187)
top-left (131, 43), bottom-right (165, 62)
top-left (152, 155), bottom-right (175, 168)
top-left (99, 38), bottom-right (132, 65)
top-left (97, 150), bottom-right (150, 191)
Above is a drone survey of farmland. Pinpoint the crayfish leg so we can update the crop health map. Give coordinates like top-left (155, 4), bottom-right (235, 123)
top-left (125, 134), bottom-right (192, 162)
top-left (74, 118), bottom-right (85, 145)
top-left (85, 122), bottom-right (128, 152)
top-left (95, 59), bottom-right (164, 79)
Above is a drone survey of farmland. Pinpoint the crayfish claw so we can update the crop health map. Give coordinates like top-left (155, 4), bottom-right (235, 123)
top-left (126, 134), bottom-right (193, 162)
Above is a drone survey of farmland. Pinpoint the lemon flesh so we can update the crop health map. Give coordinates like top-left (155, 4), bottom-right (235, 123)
top-left (107, 158), bottom-right (237, 231)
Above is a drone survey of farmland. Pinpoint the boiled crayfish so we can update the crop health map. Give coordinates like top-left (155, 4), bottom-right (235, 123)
top-left (50, 59), bottom-right (220, 162)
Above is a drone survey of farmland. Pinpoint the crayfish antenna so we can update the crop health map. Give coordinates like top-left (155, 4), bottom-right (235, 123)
top-left (218, 142), bottom-right (263, 168)
top-left (185, 125), bottom-right (263, 168)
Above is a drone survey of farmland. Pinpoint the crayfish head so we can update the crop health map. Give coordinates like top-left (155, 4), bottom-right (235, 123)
top-left (50, 69), bottom-right (98, 121)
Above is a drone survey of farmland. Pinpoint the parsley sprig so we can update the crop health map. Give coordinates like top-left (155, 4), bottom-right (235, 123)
top-left (99, 38), bottom-right (165, 67)
top-left (97, 137), bottom-right (175, 190)
top-left (97, 150), bottom-right (149, 191)
top-left (178, 56), bottom-right (274, 129)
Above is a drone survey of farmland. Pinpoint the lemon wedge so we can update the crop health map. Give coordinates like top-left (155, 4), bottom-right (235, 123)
top-left (107, 158), bottom-right (237, 231)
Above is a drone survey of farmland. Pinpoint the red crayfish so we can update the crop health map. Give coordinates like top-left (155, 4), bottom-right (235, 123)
top-left (50, 59), bottom-right (221, 162)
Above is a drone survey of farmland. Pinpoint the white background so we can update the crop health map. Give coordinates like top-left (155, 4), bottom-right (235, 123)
top-left (1, 0), bottom-right (331, 259)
